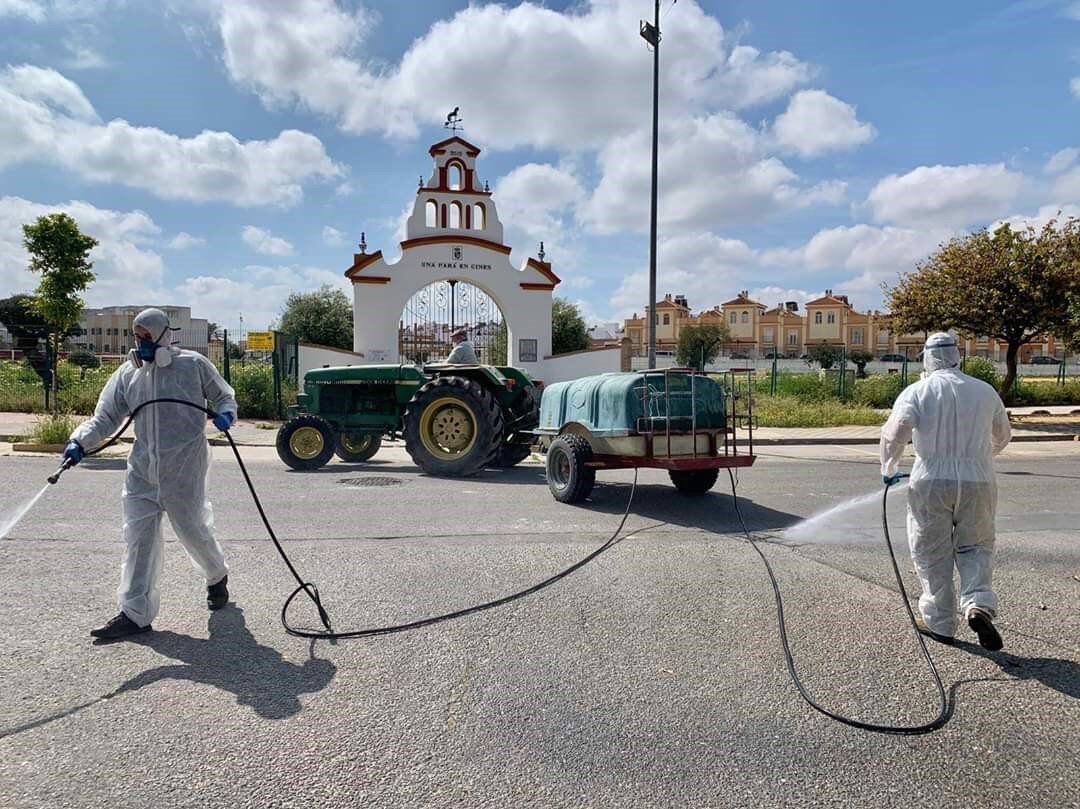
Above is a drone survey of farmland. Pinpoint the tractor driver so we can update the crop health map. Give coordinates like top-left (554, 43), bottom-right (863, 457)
top-left (445, 327), bottom-right (479, 364)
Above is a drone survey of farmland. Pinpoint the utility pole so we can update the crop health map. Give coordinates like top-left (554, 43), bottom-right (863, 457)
top-left (640, 1), bottom-right (662, 369)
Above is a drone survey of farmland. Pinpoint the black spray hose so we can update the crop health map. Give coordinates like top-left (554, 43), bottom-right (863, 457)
top-left (68, 397), bottom-right (639, 640)
top-left (725, 468), bottom-right (951, 734)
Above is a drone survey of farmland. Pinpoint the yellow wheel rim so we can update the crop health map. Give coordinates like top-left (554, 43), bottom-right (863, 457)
top-left (340, 434), bottom-right (372, 454)
top-left (419, 397), bottom-right (478, 460)
top-left (289, 426), bottom-right (325, 460)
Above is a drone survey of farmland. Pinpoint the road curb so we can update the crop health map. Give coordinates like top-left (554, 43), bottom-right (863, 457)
top-left (751, 433), bottom-right (1078, 446)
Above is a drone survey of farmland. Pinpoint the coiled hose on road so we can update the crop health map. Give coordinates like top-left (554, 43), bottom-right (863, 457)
top-left (66, 398), bottom-right (949, 732)
top-left (69, 397), bottom-right (637, 640)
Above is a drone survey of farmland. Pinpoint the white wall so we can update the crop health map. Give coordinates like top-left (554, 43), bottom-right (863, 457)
top-left (540, 347), bottom-right (623, 384)
top-left (299, 343), bottom-right (368, 378)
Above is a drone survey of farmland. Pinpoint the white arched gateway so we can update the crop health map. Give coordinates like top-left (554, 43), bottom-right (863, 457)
top-left (346, 136), bottom-right (558, 373)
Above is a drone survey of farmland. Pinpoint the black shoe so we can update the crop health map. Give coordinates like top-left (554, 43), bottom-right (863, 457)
top-left (914, 614), bottom-right (955, 645)
top-left (207, 575), bottom-right (229, 611)
top-left (967, 608), bottom-right (1003, 651)
top-left (90, 612), bottom-right (151, 640)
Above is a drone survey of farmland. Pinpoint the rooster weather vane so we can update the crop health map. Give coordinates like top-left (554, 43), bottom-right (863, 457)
top-left (444, 106), bottom-right (463, 132)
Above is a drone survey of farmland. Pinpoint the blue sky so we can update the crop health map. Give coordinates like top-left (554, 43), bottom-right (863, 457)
top-left (2, 0), bottom-right (1080, 335)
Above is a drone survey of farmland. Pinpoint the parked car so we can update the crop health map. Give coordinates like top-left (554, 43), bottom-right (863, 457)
top-left (878, 353), bottom-right (908, 362)
top-left (763, 351), bottom-right (786, 359)
top-left (1029, 355), bottom-right (1062, 364)
top-left (729, 352), bottom-right (750, 360)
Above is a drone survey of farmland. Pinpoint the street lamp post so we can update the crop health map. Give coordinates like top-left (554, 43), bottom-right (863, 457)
top-left (641, 1), bottom-right (662, 370)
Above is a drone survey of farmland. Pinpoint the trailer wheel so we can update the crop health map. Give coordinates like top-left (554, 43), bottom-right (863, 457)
top-left (335, 432), bottom-right (382, 463)
top-left (276, 414), bottom-right (335, 471)
top-left (546, 434), bottom-right (596, 504)
top-left (669, 468), bottom-right (719, 495)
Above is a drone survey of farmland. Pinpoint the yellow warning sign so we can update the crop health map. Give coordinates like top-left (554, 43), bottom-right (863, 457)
top-left (246, 331), bottom-right (274, 351)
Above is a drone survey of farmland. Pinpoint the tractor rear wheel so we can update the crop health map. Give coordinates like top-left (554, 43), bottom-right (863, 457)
top-left (276, 414), bottom-right (335, 471)
top-left (669, 468), bottom-right (719, 495)
top-left (546, 434), bottom-right (596, 504)
top-left (404, 376), bottom-right (504, 477)
top-left (335, 432), bottom-right (382, 463)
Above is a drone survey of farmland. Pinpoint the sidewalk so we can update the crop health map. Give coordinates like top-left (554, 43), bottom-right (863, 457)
top-left (751, 422), bottom-right (1079, 445)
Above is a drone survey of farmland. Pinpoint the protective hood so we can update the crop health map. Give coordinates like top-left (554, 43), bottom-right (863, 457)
top-left (130, 308), bottom-right (179, 368)
top-left (923, 331), bottom-right (961, 373)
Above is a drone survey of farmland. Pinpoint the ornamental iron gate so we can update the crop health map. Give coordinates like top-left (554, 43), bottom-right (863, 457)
top-left (399, 280), bottom-right (507, 365)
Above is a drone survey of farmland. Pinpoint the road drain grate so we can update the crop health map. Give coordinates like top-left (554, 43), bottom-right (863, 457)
top-left (339, 476), bottom-right (404, 487)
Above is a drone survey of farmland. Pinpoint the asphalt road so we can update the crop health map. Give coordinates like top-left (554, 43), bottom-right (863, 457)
top-left (0, 441), bottom-right (1077, 809)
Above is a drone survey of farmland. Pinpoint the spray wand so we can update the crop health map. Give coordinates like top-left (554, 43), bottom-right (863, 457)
top-left (47, 457), bottom-right (75, 485)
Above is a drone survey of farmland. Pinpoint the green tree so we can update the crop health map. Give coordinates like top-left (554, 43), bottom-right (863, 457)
top-left (805, 342), bottom-right (840, 370)
top-left (886, 219), bottom-right (1080, 398)
top-left (551, 297), bottom-right (590, 355)
top-left (67, 348), bottom-right (100, 379)
top-left (848, 349), bottom-right (874, 378)
top-left (676, 322), bottom-right (731, 371)
top-left (23, 213), bottom-right (98, 406)
top-left (489, 320), bottom-right (508, 365)
top-left (278, 285), bottom-right (353, 350)
top-left (0, 294), bottom-right (50, 346)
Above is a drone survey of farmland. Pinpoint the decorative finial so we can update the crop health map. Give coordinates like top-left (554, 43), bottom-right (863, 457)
top-left (359, 232), bottom-right (367, 254)
top-left (444, 106), bottom-right (463, 132)
top-left (418, 175), bottom-right (423, 188)
top-left (484, 180), bottom-right (490, 193)
top-left (538, 241), bottom-right (545, 262)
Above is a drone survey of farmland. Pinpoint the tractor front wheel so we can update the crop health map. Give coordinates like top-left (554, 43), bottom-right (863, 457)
top-left (276, 414), bottom-right (335, 471)
top-left (669, 468), bottom-right (719, 495)
top-left (335, 432), bottom-right (382, 463)
top-left (546, 434), bottom-right (596, 504)
top-left (404, 376), bottom-right (504, 477)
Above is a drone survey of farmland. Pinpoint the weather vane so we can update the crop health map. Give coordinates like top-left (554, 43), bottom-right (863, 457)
top-left (444, 106), bottom-right (463, 132)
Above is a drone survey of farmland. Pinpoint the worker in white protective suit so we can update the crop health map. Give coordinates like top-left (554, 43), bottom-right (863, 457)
top-left (880, 332), bottom-right (1011, 651)
top-left (62, 308), bottom-right (238, 641)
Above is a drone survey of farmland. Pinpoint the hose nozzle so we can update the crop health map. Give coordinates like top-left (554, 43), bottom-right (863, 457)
top-left (48, 457), bottom-right (74, 485)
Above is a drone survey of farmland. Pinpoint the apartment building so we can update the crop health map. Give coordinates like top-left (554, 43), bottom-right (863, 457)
top-left (72, 306), bottom-right (210, 357)
top-left (623, 290), bottom-right (1066, 361)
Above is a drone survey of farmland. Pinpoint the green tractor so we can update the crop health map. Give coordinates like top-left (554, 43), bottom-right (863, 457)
top-left (276, 363), bottom-right (540, 477)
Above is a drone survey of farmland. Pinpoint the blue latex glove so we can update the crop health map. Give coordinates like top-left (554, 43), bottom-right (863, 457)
top-left (882, 472), bottom-right (906, 487)
top-left (213, 411), bottom-right (235, 432)
top-left (63, 440), bottom-right (84, 467)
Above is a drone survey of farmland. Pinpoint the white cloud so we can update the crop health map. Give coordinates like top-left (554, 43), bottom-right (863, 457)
top-left (584, 113), bottom-right (846, 234)
top-left (0, 64), bottom-right (341, 206)
top-left (0, 196), bottom-right (167, 304)
top-left (167, 232), bottom-right (206, 250)
top-left (1044, 147), bottom-right (1079, 174)
top-left (609, 232), bottom-right (757, 316)
top-left (494, 163), bottom-right (585, 263)
top-left (333, 181), bottom-right (356, 197)
top-left (865, 163), bottom-right (1024, 228)
top-left (0, 0), bottom-right (44, 20)
top-left (63, 37), bottom-right (108, 70)
top-left (565, 275), bottom-right (595, 290)
top-left (1067, 1), bottom-right (1080, 21)
top-left (1072, 77), bottom-right (1080, 99)
top-left (176, 264), bottom-right (351, 331)
top-left (207, 0), bottom-right (816, 150)
top-left (994, 203), bottom-right (1080, 232)
top-left (772, 90), bottom-right (876, 158)
top-left (321, 225), bottom-right (345, 247)
top-left (0, 195), bottom-right (347, 331)
top-left (242, 225), bottom-right (294, 256)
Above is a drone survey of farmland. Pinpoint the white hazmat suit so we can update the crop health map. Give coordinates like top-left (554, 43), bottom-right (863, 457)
top-left (72, 313), bottom-right (237, 628)
top-left (880, 333), bottom-right (1011, 637)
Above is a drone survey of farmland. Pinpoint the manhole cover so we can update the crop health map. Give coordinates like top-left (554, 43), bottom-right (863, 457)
top-left (339, 476), bottom-right (404, 487)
